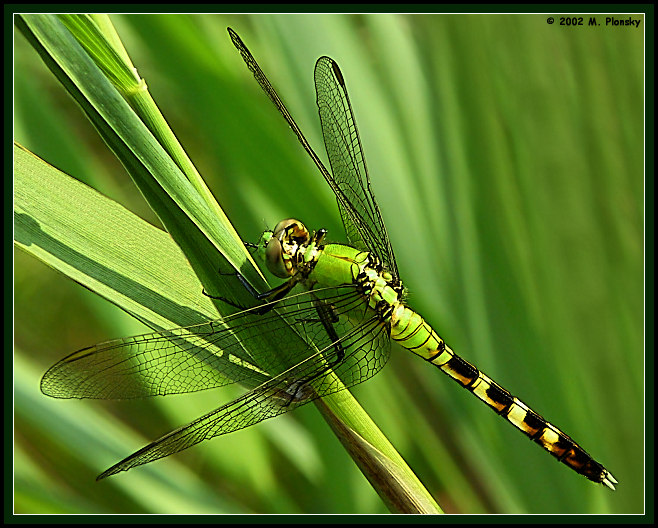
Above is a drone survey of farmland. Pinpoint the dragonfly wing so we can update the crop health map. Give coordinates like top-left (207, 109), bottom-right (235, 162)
top-left (97, 301), bottom-right (391, 479)
top-left (41, 320), bottom-right (264, 399)
top-left (227, 29), bottom-right (397, 275)
top-left (41, 286), bottom-right (367, 399)
top-left (314, 57), bottom-right (398, 277)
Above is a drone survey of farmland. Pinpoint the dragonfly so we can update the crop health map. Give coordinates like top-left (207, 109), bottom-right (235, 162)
top-left (41, 27), bottom-right (617, 491)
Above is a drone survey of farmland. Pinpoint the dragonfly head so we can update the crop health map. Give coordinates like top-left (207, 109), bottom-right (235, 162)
top-left (258, 219), bottom-right (310, 278)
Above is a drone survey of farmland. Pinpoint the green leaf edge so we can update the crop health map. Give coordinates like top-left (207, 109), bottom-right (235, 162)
top-left (14, 14), bottom-right (442, 514)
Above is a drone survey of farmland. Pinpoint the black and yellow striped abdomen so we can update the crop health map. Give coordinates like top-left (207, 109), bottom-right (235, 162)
top-left (389, 303), bottom-right (616, 489)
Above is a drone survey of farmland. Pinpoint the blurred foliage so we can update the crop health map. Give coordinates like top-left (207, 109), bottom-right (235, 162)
top-left (14, 13), bottom-right (644, 514)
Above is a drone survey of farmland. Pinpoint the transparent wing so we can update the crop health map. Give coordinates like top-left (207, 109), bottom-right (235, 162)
top-left (227, 28), bottom-right (397, 276)
top-left (41, 286), bottom-right (380, 400)
top-left (41, 317), bottom-right (271, 399)
top-left (314, 57), bottom-right (398, 276)
top-left (87, 290), bottom-right (390, 479)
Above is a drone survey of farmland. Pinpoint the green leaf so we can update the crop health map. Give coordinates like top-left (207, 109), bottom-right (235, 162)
top-left (14, 14), bottom-right (440, 513)
top-left (14, 143), bottom-right (215, 330)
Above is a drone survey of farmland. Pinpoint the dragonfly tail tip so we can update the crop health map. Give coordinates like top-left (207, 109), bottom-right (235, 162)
top-left (601, 470), bottom-right (618, 491)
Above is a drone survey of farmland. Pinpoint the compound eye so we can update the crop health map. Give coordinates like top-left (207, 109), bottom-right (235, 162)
top-left (272, 218), bottom-right (310, 245)
top-left (265, 236), bottom-right (293, 278)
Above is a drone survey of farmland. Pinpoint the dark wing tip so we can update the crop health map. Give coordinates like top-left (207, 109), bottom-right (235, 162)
top-left (316, 56), bottom-right (345, 88)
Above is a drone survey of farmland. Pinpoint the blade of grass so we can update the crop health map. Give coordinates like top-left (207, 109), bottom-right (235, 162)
top-left (15, 15), bottom-right (441, 512)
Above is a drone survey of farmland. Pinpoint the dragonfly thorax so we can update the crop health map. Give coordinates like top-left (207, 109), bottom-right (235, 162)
top-left (356, 258), bottom-right (405, 319)
top-left (259, 218), bottom-right (405, 319)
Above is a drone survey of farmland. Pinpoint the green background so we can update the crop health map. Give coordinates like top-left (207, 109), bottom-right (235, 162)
top-left (14, 13), bottom-right (644, 514)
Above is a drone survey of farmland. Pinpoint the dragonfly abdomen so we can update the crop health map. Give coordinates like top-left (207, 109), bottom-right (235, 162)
top-left (389, 305), bottom-right (616, 489)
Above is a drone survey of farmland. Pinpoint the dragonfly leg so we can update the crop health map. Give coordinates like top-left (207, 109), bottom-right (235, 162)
top-left (203, 270), bottom-right (297, 314)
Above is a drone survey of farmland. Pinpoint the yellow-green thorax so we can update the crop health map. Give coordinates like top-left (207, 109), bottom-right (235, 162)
top-left (257, 218), bottom-right (405, 322)
top-left (309, 244), bottom-right (401, 313)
